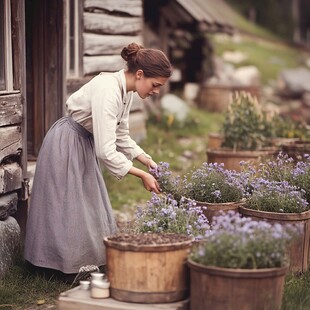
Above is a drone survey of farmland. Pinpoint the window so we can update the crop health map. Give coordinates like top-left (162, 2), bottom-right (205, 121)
top-left (66, 0), bottom-right (81, 78)
top-left (0, 0), bottom-right (13, 92)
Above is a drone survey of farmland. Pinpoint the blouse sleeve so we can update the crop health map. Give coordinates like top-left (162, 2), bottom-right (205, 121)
top-left (89, 77), bottom-right (133, 179)
top-left (115, 99), bottom-right (148, 160)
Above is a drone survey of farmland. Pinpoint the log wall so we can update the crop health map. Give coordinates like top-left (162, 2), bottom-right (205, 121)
top-left (67, 0), bottom-right (146, 142)
top-left (0, 94), bottom-right (23, 201)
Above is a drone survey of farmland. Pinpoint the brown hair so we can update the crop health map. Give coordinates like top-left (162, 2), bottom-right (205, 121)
top-left (121, 42), bottom-right (172, 78)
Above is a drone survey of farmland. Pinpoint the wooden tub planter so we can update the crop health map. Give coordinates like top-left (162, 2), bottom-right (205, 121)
top-left (239, 207), bottom-right (310, 274)
top-left (206, 148), bottom-right (276, 172)
top-left (187, 259), bottom-right (288, 310)
top-left (195, 200), bottom-right (243, 224)
top-left (103, 234), bottom-right (193, 304)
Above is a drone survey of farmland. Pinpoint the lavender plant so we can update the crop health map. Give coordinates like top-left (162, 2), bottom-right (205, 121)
top-left (247, 152), bottom-right (310, 207)
top-left (190, 211), bottom-right (296, 269)
top-left (133, 193), bottom-right (210, 238)
top-left (244, 178), bottom-right (309, 213)
top-left (184, 162), bottom-right (245, 203)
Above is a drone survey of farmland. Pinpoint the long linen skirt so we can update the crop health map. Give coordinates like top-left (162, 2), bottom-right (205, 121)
top-left (24, 116), bottom-right (118, 274)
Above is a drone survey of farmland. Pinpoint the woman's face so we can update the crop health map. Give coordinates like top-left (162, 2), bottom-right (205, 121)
top-left (135, 70), bottom-right (168, 99)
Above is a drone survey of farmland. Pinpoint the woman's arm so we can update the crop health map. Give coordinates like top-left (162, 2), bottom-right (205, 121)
top-left (128, 166), bottom-right (160, 193)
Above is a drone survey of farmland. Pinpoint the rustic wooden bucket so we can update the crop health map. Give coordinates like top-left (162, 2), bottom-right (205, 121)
top-left (103, 236), bottom-right (193, 303)
top-left (239, 207), bottom-right (310, 273)
top-left (197, 85), bottom-right (232, 112)
top-left (188, 259), bottom-right (288, 310)
top-left (206, 148), bottom-right (276, 172)
top-left (195, 201), bottom-right (243, 224)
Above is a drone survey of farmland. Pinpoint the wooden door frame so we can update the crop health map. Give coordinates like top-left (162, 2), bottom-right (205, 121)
top-left (27, 0), bottom-right (65, 157)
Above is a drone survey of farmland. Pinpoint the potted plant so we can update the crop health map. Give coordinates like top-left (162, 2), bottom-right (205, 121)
top-left (188, 211), bottom-right (296, 310)
top-left (239, 153), bottom-right (310, 273)
top-left (151, 161), bottom-right (245, 224)
top-left (269, 114), bottom-right (307, 147)
top-left (207, 91), bottom-right (276, 171)
top-left (104, 193), bottom-right (209, 304)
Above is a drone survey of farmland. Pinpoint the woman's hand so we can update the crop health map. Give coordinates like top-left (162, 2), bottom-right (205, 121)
top-left (136, 153), bottom-right (157, 171)
top-left (141, 172), bottom-right (160, 194)
top-left (146, 158), bottom-right (157, 171)
top-left (128, 166), bottom-right (160, 194)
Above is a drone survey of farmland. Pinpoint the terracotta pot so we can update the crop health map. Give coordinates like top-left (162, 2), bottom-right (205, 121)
top-left (239, 207), bottom-right (310, 273)
top-left (206, 148), bottom-right (276, 172)
top-left (207, 132), bottom-right (224, 149)
top-left (188, 258), bottom-right (287, 310)
top-left (103, 234), bottom-right (193, 303)
top-left (195, 200), bottom-right (243, 224)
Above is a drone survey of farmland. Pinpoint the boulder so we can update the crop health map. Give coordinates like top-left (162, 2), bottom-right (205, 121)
top-left (0, 216), bottom-right (21, 279)
top-left (161, 94), bottom-right (190, 122)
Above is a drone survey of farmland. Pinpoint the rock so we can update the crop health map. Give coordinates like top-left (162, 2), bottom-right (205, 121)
top-left (278, 67), bottom-right (310, 96)
top-left (232, 65), bottom-right (261, 86)
top-left (0, 216), bottom-right (21, 279)
top-left (160, 94), bottom-right (190, 122)
top-left (222, 50), bottom-right (247, 64)
top-left (0, 192), bottom-right (18, 220)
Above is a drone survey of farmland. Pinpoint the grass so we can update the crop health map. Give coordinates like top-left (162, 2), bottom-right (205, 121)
top-left (210, 33), bottom-right (308, 86)
top-left (0, 254), bottom-right (71, 309)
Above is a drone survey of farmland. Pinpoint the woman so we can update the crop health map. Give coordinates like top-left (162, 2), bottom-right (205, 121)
top-left (24, 43), bottom-right (172, 279)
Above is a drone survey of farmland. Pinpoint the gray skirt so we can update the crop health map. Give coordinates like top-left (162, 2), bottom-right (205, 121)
top-left (24, 116), bottom-right (118, 273)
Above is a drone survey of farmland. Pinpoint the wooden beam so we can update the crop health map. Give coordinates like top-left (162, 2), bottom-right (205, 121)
top-left (84, 0), bottom-right (142, 16)
top-left (0, 126), bottom-right (22, 163)
top-left (84, 55), bottom-right (126, 75)
top-left (0, 163), bottom-right (22, 194)
top-left (84, 34), bottom-right (142, 55)
top-left (0, 94), bottom-right (22, 126)
top-left (84, 12), bottom-right (142, 35)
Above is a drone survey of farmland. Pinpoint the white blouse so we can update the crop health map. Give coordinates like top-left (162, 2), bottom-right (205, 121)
top-left (66, 69), bottom-right (148, 179)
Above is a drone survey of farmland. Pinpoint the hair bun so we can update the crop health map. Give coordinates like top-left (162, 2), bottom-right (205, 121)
top-left (121, 42), bottom-right (144, 61)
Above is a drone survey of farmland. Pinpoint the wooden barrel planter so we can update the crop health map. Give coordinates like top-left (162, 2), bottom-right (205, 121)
top-left (239, 207), bottom-right (310, 273)
top-left (195, 201), bottom-right (243, 224)
top-left (206, 148), bottom-right (276, 172)
top-left (188, 259), bottom-right (287, 310)
top-left (103, 233), bottom-right (193, 303)
top-left (197, 85), bottom-right (232, 112)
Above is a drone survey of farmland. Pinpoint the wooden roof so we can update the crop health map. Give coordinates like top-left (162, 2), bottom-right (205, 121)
top-left (175, 0), bottom-right (235, 33)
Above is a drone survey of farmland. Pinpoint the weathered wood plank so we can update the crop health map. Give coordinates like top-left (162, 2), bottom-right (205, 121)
top-left (0, 94), bottom-right (23, 126)
top-left (0, 126), bottom-right (22, 163)
top-left (84, 0), bottom-right (142, 16)
top-left (84, 12), bottom-right (142, 35)
top-left (0, 163), bottom-right (22, 194)
top-left (0, 192), bottom-right (18, 220)
top-left (84, 56), bottom-right (126, 75)
top-left (84, 34), bottom-right (142, 55)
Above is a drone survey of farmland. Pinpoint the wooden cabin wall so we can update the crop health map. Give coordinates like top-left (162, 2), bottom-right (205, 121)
top-left (67, 0), bottom-right (146, 142)
top-left (0, 0), bottom-right (26, 279)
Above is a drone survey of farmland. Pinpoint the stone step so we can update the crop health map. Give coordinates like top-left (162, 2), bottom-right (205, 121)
top-left (58, 286), bottom-right (189, 310)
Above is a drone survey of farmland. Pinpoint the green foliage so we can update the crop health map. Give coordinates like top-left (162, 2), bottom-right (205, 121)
top-left (221, 92), bottom-right (272, 150)
top-left (270, 114), bottom-right (310, 139)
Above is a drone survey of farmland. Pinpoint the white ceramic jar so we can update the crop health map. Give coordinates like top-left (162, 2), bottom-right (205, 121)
top-left (90, 272), bottom-right (110, 299)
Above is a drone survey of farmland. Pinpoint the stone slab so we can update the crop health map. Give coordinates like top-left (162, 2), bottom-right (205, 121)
top-left (58, 286), bottom-right (189, 310)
